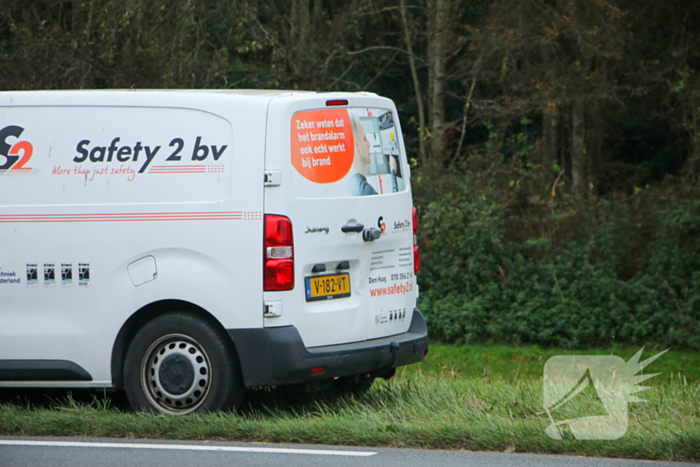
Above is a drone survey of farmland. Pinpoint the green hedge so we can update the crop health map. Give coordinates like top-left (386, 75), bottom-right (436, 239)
top-left (414, 159), bottom-right (700, 349)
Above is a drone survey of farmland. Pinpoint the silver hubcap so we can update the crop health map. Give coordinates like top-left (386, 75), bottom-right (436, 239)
top-left (141, 333), bottom-right (211, 414)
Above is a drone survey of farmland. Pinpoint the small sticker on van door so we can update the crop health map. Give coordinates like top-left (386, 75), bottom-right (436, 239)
top-left (26, 264), bottom-right (38, 286)
top-left (61, 263), bottom-right (73, 287)
top-left (43, 263), bottom-right (55, 286)
top-left (79, 263), bottom-right (90, 287)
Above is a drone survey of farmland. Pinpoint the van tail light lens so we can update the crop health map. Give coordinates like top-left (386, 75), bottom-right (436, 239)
top-left (264, 215), bottom-right (294, 291)
top-left (265, 259), bottom-right (294, 290)
top-left (412, 207), bottom-right (419, 275)
top-left (326, 99), bottom-right (348, 106)
top-left (412, 206), bottom-right (418, 235)
top-left (414, 243), bottom-right (420, 276)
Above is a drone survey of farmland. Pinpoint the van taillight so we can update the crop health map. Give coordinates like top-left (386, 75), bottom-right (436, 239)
top-left (264, 215), bottom-right (294, 291)
top-left (326, 99), bottom-right (348, 106)
top-left (413, 207), bottom-right (420, 275)
top-left (413, 245), bottom-right (420, 276)
top-left (412, 206), bottom-right (418, 235)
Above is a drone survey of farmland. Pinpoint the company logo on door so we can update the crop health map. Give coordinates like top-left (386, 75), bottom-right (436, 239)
top-left (0, 125), bottom-right (36, 176)
top-left (1, 124), bottom-right (229, 183)
top-left (391, 218), bottom-right (411, 233)
top-left (377, 216), bottom-right (386, 235)
top-left (55, 136), bottom-right (228, 182)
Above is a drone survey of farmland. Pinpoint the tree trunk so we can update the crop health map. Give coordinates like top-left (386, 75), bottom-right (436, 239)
top-left (297, 0), bottom-right (312, 89)
top-left (313, 0), bottom-right (322, 22)
top-left (690, 100), bottom-right (700, 160)
top-left (571, 99), bottom-right (587, 199)
top-left (686, 105), bottom-right (700, 183)
top-left (587, 99), bottom-right (603, 195)
top-left (543, 104), bottom-right (559, 164)
top-left (428, 0), bottom-right (450, 158)
top-left (540, 45), bottom-right (559, 164)
top-left (399, 0), bottom-right (427, 161)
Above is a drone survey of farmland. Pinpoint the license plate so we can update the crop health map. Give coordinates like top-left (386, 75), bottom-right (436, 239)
top-left (305, 273), bottom-right (351, 302)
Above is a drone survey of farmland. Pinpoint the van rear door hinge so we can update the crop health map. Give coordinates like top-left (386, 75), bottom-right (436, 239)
top-left (264, 171), bottom-right (281, 187)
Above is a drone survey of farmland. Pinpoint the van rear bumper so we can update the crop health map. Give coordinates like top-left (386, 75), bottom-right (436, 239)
top-left (228, 309), bottom-right (429, 388)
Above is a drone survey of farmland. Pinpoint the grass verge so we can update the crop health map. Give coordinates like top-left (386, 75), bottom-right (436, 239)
top-left (0, 345), bottom-right (698, 461)
top-left (408, 343), bottom-right (700, 381)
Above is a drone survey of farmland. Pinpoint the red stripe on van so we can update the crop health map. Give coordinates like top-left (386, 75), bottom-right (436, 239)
top-left (0, 212), bottom-right (257, 223)
top-left (148, 165), bottom-right (208, 174)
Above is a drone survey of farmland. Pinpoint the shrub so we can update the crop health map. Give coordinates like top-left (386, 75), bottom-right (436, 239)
top-left (414, 158), bottom-right (700, 349)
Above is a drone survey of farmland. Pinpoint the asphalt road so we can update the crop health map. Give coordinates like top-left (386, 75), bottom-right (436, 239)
top-left (0, 437), bottom-right (697, 467)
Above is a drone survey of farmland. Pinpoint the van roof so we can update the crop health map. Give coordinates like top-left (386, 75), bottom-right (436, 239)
top-left (0, 89), bottom-right (379, 106)
top-left (0, 89), bottom-right (377, 96)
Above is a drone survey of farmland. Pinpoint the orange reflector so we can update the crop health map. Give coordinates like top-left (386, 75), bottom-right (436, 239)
top-left (310, 367), bottom-right (325, 375)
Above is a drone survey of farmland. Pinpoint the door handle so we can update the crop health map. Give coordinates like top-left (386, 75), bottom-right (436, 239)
top-left (341, 223), bottom-right (364, 233)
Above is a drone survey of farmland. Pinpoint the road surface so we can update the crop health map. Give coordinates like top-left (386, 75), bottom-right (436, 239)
top-left (0, 437), bottom-right (696, 467)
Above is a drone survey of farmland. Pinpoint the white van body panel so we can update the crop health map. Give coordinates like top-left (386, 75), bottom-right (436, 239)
top-left (263, 93), bottom-right (417, 348)
top-left (0, 90), bottom-right (426, 393)
top-left (0, 91), bottom-right (268, 384)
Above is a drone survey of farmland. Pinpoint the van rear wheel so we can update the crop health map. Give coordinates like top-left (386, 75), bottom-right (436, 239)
top-left (124, 312), bottom-right (244, 414)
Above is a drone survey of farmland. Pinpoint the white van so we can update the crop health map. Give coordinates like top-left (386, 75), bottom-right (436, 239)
top-left (0, 90), bottom-right (428, 413)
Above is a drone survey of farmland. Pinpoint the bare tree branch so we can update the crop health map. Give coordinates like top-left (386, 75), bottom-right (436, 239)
top-left (451, 75), bottom-right (477, 166)
top-left (400, 0), bottom-right (427, 161)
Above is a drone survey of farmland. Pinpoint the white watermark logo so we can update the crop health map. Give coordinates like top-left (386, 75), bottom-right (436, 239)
top-left (542, 347), bottom-right (668, 440)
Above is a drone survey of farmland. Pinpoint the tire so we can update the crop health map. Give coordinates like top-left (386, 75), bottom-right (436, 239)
top-left (124, 312), bottom-right (244, 414)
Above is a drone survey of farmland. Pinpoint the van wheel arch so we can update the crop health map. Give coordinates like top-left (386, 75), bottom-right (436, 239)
top-left (111, 300), bottom-right (238, 389)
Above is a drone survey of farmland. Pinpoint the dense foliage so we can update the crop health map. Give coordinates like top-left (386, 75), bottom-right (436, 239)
top-left (416, 158), bottom-right (700, 349)
top-left (2, 0), bottom-right (699, 348)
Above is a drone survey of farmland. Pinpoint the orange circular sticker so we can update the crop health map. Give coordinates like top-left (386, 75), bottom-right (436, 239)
top-left (291, 109), bottom-right (354, 184)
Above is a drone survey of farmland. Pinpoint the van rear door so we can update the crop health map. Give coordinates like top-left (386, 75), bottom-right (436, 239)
top-left (263, 94), bottom-right (417, 348)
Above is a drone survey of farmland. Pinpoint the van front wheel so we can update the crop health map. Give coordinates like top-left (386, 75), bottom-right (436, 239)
top-left (124, 312), bottom-right (244, 414)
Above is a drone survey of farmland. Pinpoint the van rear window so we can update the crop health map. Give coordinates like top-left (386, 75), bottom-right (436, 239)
top-left (291, 107), bottom-right (407, 198)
